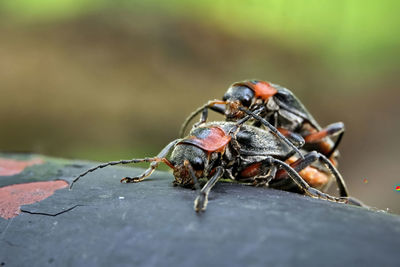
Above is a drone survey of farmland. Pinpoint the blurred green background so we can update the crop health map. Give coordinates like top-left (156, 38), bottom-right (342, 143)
top-left (1, 0), bottom-right (399, 213)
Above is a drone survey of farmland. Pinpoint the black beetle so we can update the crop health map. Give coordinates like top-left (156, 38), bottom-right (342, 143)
top-left (179, 80), bottom-right (345, 164)
top-left (70, 121), bottom-right (360, 212)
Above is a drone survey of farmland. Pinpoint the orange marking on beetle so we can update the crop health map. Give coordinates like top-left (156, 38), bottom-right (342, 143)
top-left (253, 81), bottom-right (278, 99)
top-left (185, 127), bottom-right (231, 153)
top-left (277, 127), bottom-right (291, 137)
top-left (277, 157), bottom-right (329, 188)
top-left (232, 80), bottom-right (278, 100)
top-left (0, 180), bottom-right (68, 219)
top-left (240, 162), bottom-right (262, 178)
top-left (0, 158), bottom-right (44, 176)
top-left (241, 81), bottom-right (277, 100)
top-left (298, 166), bottom-right (329, 188)
top-left (304, 129), bottom-right (329, 143)
top-left (285, 156), bottom-right (300, 167)
top-left (303, 129), bottom-right (337, 161)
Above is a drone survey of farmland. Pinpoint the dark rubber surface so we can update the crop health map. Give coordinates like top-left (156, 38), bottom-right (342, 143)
top-left (1, 154), bottom-right (399, 267)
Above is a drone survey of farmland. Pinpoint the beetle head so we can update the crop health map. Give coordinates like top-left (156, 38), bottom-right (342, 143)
top-left (222, 85), bottom-right (255, 120)
top-left (169, 144), bottom-right (209, 187)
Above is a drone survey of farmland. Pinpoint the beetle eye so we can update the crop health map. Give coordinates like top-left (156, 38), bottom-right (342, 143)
top-left (241, 95), bottom-right (252, 107)
top-left (222, 94), bottom-right (228, 101)
top-left (191, 157), bottom-right (204, 170)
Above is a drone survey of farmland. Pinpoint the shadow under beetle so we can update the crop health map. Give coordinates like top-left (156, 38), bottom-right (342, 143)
top-left (180, 80), bottom-right (345, 166)
top-left (70, 121), bottom-right (362, 212)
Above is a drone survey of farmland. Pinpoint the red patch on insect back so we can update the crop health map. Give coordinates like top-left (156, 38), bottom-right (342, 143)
top-left (232, 80), bottom-right (278, 100)
top-left (0, 180), bottom-right (68, 219)
top-left (181, 127), bottom-right (231, 153)
top-left (0, 158), bottom-right (44, 176)
top-left (396, 185), bottom-right (400, 191)
top-left (252, 81), bottom-right (278, 99)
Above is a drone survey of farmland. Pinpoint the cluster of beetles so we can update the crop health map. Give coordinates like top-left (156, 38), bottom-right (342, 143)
top-left (71, 80), bottom-right (364, 212)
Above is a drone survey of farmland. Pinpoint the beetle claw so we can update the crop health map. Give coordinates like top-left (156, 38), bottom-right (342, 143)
top-left (253, 176), bottom-right (272, 187)
top-left (306, 187), bottom-right (328, 200)
top-left (120, 177), bottom-right (144, 183)
top-left (194, 192), bottom-right (208, 212)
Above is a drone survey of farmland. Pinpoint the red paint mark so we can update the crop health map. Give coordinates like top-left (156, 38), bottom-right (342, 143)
top-left (0, 158), bottom-right (44, 176)
top-left (363, 178), bottom-right (368, 184)
top-left (0, 180), bottom-right (68, 219)
top-left (396, 185), bottom-right (400, 191)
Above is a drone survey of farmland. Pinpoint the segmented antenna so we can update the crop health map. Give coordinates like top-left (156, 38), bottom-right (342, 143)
top-left (69, 157), bottom-right (158, 189)
top-left (238, 106), bottom-right (305, 159)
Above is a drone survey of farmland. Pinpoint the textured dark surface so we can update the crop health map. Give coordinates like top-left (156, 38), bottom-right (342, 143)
top-left (1, 153), bottom-right (400, 267)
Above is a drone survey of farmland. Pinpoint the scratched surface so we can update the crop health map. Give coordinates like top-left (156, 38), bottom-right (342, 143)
top-left (0, 153), bottom-right (400, 267)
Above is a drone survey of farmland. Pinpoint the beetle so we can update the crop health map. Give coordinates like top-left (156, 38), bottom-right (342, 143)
top-left (179, 80), bottom-right (345, 165)
top-left (70, 121), bottom-right (361, 212)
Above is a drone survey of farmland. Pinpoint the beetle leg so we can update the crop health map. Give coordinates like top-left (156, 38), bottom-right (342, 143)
top-left (193, 107), bottom-right (209, 128)
top-left (121, 139), bottom-right (180, 183)
top-left (274, 98), bottom-right (321, 130)
top-left (304, 122), bottom-right (344, 143)
top-left (269, 158), bottom-right (357, 205)
top-left (193, 103), bottom-right (226, 128)
top-left (277, 128), bottom-right (305, 148)
top-left (304, 122), bottom-right (345, 159)
top-left (185, 160), bottom-right (201, 191)
top-left (283, 157), bottom-right (331, 190)
top-left (194, 166), bottom-right (224, 212)
top-left (179, 100), bottom-right (226, 137)
top-left (345, 197), bottom-right (366, 207)
top-left (228, 122), bottom-right (244, 154)
top-left (273, 111), bottom-right (279, 128)
top-left (276, 151), bottom-right (348, 197)
top-left (315, 152), bottom-right (348, 197)
top-left (326, 132), bottom-right (344, 159)
top-left (253, 166), bottom-right (277, 187)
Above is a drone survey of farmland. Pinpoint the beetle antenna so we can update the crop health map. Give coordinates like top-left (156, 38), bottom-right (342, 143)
top-left (179, 100), bottom-right (226, 137)
top-left (69, 158), bottom-right (160, 190)
top-left (69, 139), bottom-right (181, 189)
top-left (238, 106), bottom-right (305, 159)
